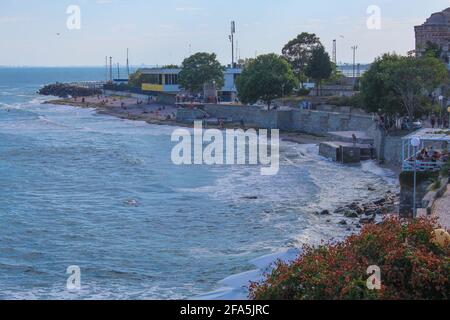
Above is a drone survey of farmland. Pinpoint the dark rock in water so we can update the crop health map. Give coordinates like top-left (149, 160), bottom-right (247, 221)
top-left (365, 209), bottom-right (382, 216)
top-left (320, 210), bottom-right (331, 215)
top-left (242, 196), bottom-right (258, 200)
top-left (373, 198), bottom-right (386, 206)
top-left (360, 215), bottom-right (375, 224)
top-left (339, 220), bottom-right (348, 225)
top-left (368, 186), bottom-right (377, 191)
top-left (344, 210), bottom-right (359, 218)
top-left (348, 202), bottom-right (360, 210)
top-left (39, 83), bottom-right (102, 98)
top-left (334, 207), bottom-right (346, 214)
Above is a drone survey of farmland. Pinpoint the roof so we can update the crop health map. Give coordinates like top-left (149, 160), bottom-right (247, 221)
top-left (402, 128), bottom-right (450, 142)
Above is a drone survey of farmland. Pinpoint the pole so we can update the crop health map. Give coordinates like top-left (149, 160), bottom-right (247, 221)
top-left (231, 21), bottom-right (235, 67)
top-left (117, 63), bottom-right (120, 80)
top-left (126, 48), bottom-right (130, 77)
top-left (105, 56), bottom-right (108, 82)
top-left (413, 145), bottom-right (417, 218)
top-left (109, 57), bottom-right (113, 83)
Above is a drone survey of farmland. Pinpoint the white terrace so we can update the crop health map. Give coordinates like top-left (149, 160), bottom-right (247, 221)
top-left (402, 128), bottom-right (450, 172)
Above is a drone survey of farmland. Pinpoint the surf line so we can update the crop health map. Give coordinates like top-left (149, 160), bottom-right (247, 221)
top-left (171, 121), bottom-right (280, 176)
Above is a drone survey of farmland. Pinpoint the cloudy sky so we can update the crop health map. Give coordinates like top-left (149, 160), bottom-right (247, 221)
top-left (0, 0), bottom-right (449, 66)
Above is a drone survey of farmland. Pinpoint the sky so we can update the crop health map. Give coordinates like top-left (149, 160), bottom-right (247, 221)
top-left (0, 0), bottom-right (449, 67)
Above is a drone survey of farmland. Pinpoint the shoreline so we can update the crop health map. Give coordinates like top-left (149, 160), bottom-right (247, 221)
top-left (42, 97), bottom-right (401, 300)
top-left (44, 97), bottom-right (330, 145)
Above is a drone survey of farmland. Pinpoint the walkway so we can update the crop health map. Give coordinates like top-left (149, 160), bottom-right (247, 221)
top-left (433, 185), bottom-right (450, 229)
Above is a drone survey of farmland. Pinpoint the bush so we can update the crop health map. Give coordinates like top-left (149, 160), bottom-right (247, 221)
top-left (326, 94), bottom-right (364, 109)
top-left (296, 87), bottom-right (311, 96)
top-left (441, 162), bottom-right (450, 178)
top-left (250, 217), bottom-right (449, 300)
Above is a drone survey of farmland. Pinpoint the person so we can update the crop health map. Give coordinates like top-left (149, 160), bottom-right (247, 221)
top-left (352, 133), bottom-right (357, 146)
top-left (431, 114), bottom-right (436, 128)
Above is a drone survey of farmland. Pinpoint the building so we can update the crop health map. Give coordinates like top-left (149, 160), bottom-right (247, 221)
top-left (415, 7), bottom-right (450, 66)
top-left (138, 67), bottom-right (242, 102)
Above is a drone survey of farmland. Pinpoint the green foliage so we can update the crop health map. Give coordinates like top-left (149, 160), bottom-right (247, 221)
top-left (441, 161), bottom-right (450, 177)
top-left (282, 33), bottom-right (322, 86)
top-left (360, 53), bottom-right (449, 118)
top-left (178, 52), bottom-right (224, 94)
top-left (326, 93), bottom-right (364, 109)
top-left (305, 46), bottom-right (333, 95)
top-left (250, 217), bottom-right (450, 300)
top-left (236, 54), bottom-right (298, 107)
top-left (424, 41), bottom-right (442, 59)
top-left (128, 71), bottom-right (156, 89)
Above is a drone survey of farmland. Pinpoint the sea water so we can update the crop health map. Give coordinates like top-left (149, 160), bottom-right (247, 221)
top-left (0, 67), bottom-right (398, 299)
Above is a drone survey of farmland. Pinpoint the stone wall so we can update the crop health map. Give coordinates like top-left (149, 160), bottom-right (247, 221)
top-left (177, 104), bottom-right (377, 134)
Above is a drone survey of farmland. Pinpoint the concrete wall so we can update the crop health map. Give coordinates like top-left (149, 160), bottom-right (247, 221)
top-left (177, 104), bottom-right (377, 134)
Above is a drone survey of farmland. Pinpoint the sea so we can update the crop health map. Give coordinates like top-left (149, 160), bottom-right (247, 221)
top-left (0, 67), bottom-right (398, 300)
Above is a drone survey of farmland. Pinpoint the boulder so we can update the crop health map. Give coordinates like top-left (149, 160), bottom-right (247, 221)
top-left (344, 210), bottom-right (359, 218)
top-left (360, 215), bottom-right (376, 224)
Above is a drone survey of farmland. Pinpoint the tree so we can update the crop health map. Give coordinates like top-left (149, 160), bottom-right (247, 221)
top-left (424, 41), bottom-right (442, 59)
top-left (305, 46), bottom-right (333, 96)
top-left (236, 54), bottom-right (298, 108)
top-left (360, 53), bottom-right (448, 119)
top-left (282, 33), bottom-right (322, 87)
top-left (178, 53), bottom-right (224, 94)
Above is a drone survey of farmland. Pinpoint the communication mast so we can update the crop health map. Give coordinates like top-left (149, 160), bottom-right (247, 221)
top-left (230, 21), bottom-right (236, 67)
top-left (332, 40), bottom-right (337, 65)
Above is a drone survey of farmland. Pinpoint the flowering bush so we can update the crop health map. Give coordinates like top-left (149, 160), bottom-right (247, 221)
top-left (250, 217), bottom-right (449, 300)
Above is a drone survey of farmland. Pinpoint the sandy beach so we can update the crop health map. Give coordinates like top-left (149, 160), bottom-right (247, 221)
top-left (45, 95), bottom-right (330, 145)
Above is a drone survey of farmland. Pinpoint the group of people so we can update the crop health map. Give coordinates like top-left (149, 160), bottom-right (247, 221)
top-left (430, 113), bottom-right (450, 129)
top-left (415, 147), bottom-right (449, 163)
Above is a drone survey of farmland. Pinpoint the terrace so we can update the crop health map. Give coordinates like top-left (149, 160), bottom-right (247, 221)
top-left (402, 128), bottom-right (450, 172)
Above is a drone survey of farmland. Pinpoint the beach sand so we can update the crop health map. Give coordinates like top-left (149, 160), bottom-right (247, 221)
top-left (45, 95), bottom-right (329, 145)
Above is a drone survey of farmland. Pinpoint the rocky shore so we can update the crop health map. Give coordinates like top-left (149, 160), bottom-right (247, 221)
top-left (39, 83), bottom-right (102, 98)
top-left (316, 191), bottom-right (399, 229)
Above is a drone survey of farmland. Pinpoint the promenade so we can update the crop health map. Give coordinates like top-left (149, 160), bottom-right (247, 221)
top-left (433, 185), bottom-right (450, 229)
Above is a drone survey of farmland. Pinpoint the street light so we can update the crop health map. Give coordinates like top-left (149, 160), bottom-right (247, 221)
top-left (448, 106), bottom-right (450, 129)
top-left (411, 136), bottom-right (421, 218)
top-left (439, 95), bottom-right (444, 128)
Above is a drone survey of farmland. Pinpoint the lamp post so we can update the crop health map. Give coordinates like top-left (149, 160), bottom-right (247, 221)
top-left (448, 106), bottom-right (450, 129)
top-left (411, 136), bottom-right (421, 218)
top-left (439, 95), bottom-right (444, 128)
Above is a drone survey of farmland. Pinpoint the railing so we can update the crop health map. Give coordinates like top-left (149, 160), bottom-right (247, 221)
top-left (403, 160), bottom-right (444, 172)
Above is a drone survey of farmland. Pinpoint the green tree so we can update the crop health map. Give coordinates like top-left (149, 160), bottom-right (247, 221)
top-left (282, 33), bottom-right (322, 87)
top-left (236, 54), bottom-right (298, 109)
top-left (178, 53), bottom-right (224, 94)
top-left (360, 53), bottom-right (448, 119)
top-left (305, 46), bottom-right (333, 96)
top-left (423, 41), bottom-right (442, 59)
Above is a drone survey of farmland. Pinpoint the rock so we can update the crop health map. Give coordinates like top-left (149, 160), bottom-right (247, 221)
top-left (368, 186), bottom-right (377, 191)
top-left (373, 198), bottom-right (386, 206)
top-left (339, 220), bottom-right (348, 225)
top-left (334, 207), bottom-right (346, 214)
top-left (242, 196), bottom-right (258, 200)
top-left (348, 202), bottom-right (360, 211)
top-left (360, 215), bottom-right (376, 224)
top-left (320, 210), bottom-right (331, 215)
top-left (344, 210), bottom-right (359, 218)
